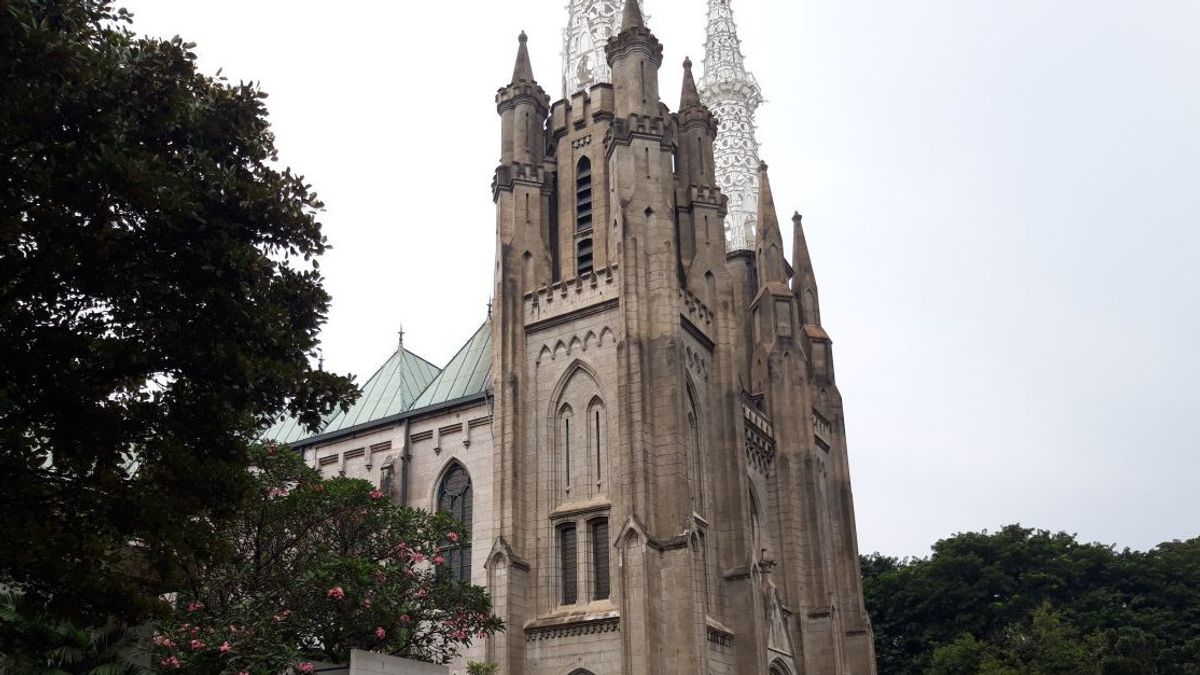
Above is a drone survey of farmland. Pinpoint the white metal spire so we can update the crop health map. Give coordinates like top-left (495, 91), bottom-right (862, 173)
top-left (562, 0), bottom-right (648, 97)
top-left (699, 0), bottom-right (763, 252)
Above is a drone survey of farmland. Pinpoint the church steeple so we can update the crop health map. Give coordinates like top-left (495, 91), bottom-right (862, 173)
top-left (699, 0), bottom-right (764, 252)
top-left (561, 0), bottom-right (627, 97)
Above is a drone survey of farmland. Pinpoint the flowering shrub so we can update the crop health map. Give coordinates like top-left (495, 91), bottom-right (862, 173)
top-left (150, 445), bottom-right (503, 673)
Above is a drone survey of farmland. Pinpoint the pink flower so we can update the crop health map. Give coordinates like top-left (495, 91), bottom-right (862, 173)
top-left (161, 638), bottom-right (176, 649)
top-left (447, 531), bottom-right (459, 543)
top-left (327, 586), bottom-right (345, 601)
top-left (411, 552), bottom-right (425, 563)
top-left (416, 589), bottom-right (427, 599)
top-left (239, 672), bottom-right (250, 675)
top-left (186, 601), bottom-right (205, 612)
top-left (219, 641), bottom-right (232, 654)
top-left (298, 663), bottom-right (315, 674)
top-left (369, 489), bottom-right (384, 500)
top-left (268, 486), bottom-right (289, 498)
top-left (433, 555), bottom-right (446, 566)
top-left (400, 614), bottom-right (411, 624)
top-left (190, 639), bottom-right (204, 651)
top-left (160, 656), bottom-right (181, 669)
top-left (375, 627), bottom-right (386, 639)
top-left (361, 598), bottom-right (372, 609)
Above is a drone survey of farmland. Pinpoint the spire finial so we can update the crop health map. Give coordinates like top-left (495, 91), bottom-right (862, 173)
top-left (680, 57), bottom-right (702, 109)
top-left (397, 321), bottom-right (405, 350)
top-left (621, 0), bottom-right (644, 31)
top-left (755, 160), bottom-right (789, 286)
top-left (512, 30), bottom-right (535, 83)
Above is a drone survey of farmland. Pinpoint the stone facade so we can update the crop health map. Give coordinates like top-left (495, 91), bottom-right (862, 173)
top-left (278, 1), bottom-right (876, 673)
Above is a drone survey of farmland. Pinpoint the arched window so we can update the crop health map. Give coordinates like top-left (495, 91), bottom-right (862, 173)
top-left (769, 662), bottom-right (792, 675)
top-left (575, 157), bottom-right (593, 232)
top-left (587, 397), bottom-right (606, 488)
top-left (437, 464), bottom-right (473, 583)
top-left (749, 485), bottom-right (765, 560)
top-left (685, 387), bottom-right (704, 513)
top-left (558, 404), bottom-right (574, 489)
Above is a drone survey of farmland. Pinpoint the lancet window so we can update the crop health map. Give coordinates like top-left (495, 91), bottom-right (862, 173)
top-left (436, 463), bottom-right (473, 583)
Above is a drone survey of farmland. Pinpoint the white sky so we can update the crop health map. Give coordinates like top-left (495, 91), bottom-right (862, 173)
top-left (119, 0), bottom-right (1200, 558)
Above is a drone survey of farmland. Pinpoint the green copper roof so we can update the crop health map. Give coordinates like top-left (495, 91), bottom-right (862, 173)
top-left (261, 411), bottom-right (323, 445)
top-left (409, 320), bottom-right (492, 410)
top-left (320, 345), bottom-right (441, 436)
top-left (261, 321), bottom-right (491, 447)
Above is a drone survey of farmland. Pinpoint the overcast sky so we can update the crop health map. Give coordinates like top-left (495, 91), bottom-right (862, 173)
top-left (118, 0), bottom-right (1200, 558)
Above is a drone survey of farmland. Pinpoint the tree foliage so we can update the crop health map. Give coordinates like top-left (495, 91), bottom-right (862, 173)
top-left (0, 0), bottom-right (357, 623)
top-left (863, 525), bottom-right (1200, 674)
top-left (148, 445), bottom-right (503, 673)
top-left (0, 591), bottom-right (150, 675)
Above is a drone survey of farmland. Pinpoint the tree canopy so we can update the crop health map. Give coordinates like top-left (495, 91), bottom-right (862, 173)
top-left (149, 445), bottom-right (502, 673)
top-left (862, 525), bottom-right (1200, 674)
top-left (0, 0), bottom-right (357, 623)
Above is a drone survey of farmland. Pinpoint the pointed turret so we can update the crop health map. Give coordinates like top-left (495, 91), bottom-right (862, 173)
top-left (496, 31), bottom-right (550, 166)
top-left (606, 0), bottom-right (662, 118)
top-left (621, 0), bottom-right (644, 31)
top-left (792, 212), bottom-right (822, 326)
top-left (512, 31), bottom-right (534, 83)
top-left (675, 57), bottom-right (718, 190)
top-left (755, 161), bottom-right (790, 287)
top-left (680, 57), bottom-right (702, 110)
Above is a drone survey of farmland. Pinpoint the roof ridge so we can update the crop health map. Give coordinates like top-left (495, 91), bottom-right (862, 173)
top-left (412, 319), bottom-right (489, 403)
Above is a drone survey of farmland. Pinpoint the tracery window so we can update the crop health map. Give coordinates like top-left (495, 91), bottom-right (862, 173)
top-left (436, 463), bottom-right (473, 583)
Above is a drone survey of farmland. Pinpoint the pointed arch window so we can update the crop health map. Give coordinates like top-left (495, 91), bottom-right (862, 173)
top-left (685, 389), bottom-right (705, 513)
top-left (436, 464), bottom-right (473, 583)
top-left (587, 397), bottom-right (607, 488)
top-left (558, 404), bottom-right (574, 489)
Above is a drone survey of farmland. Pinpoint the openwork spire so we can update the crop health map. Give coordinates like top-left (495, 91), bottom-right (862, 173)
top-left (562, 0), bottom-right (650, 98)
top-left (699, 0), bottom-right (764, 252)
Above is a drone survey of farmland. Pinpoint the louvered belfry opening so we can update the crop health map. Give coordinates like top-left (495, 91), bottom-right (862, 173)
top-left (576, 157), bottom-right (593, 231)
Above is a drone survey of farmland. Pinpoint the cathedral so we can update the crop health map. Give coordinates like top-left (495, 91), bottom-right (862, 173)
top-left (266, 1), bottom-right (877, 673)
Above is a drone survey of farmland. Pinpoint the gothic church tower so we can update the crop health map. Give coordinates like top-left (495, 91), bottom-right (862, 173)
top-left (488, 1), bottom-right (876, 672)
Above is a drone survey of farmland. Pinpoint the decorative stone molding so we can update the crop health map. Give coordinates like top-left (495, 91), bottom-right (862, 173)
top-left (524, 610), bottom-right (620, 641)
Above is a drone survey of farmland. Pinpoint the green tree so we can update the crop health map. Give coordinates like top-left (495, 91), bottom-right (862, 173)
top-left (148, 445), bottom-right (503, 673)
top-left (0, 0), bottom-right (357, 624)
top-left (0, 591), bottom-right (150, 675)
top-left (862, 526), bottom-right (1200, 674)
